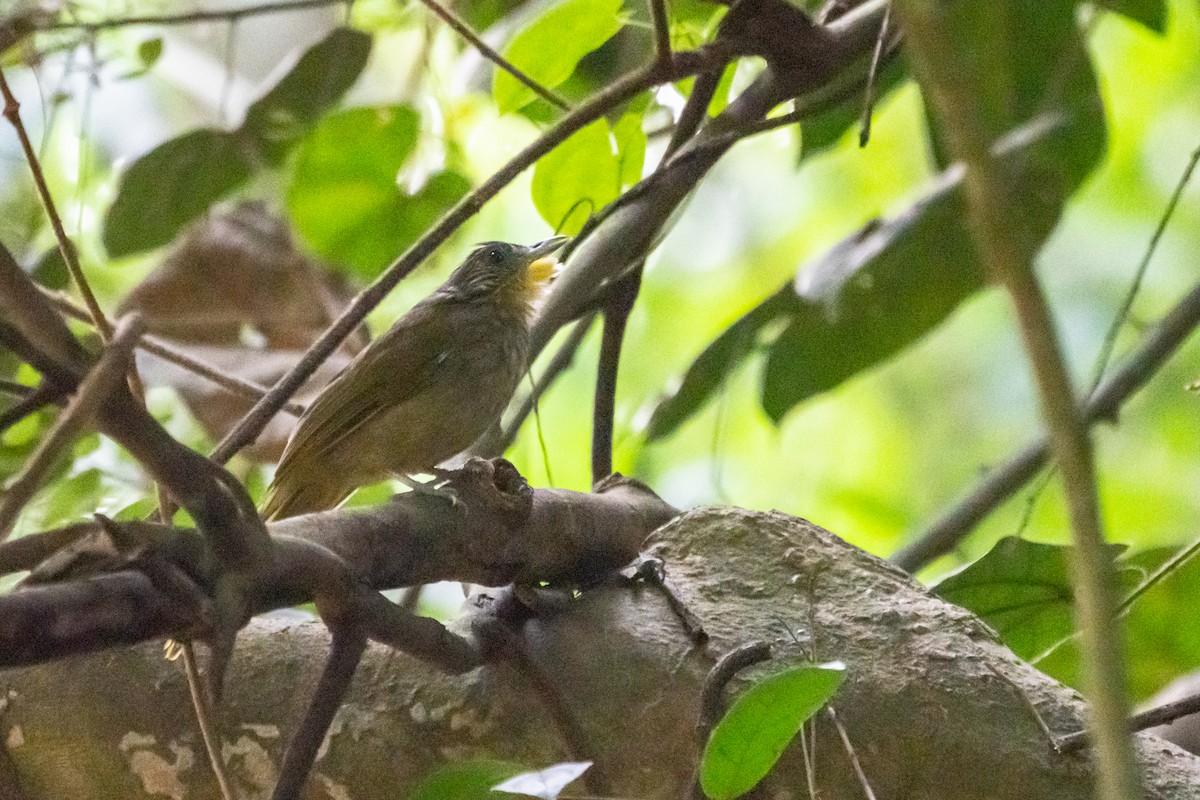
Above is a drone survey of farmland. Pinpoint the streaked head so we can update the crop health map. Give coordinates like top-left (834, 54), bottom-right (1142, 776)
top-left (444, 237), bottom-right (569, 310)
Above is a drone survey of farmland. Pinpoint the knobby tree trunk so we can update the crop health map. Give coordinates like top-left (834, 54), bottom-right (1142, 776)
top-left (3, 507), bottom-right (1199, 800)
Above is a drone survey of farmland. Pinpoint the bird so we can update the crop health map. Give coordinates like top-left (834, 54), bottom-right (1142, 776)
top-left (260, 236), bottom-right (568, 521)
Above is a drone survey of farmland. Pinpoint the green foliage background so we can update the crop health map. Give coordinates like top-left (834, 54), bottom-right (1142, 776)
top-left (1, 0), bottom-right (1199, 705)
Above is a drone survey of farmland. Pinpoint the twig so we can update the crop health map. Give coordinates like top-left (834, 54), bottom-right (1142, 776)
top-left (183, 644), bottom-right (240, 800)
top-left (0, 315), bottom-right (144, 540)
top-left (591, 265), bottom-right (642, 482)
top-left (497, 619), bottom-right (612, 796)
top-left (207, 52), bottom-right (706, 467)
top-left (693, 642), bottom-right (772, 800)
top-left (44, 288), bottom-right (307, 417)
top-left (892, 278), bottom-right (1200, 572)
top-left (985, 662), bottom-right (1059, 752)
top-left (415, 0), bottom-right (571, 111)
top-left (0, 383), bottom-right (61, 432)
top-left (1059, 690), bottom-right (1200, 753)
top-left (825, 706), bottom-right (877, 800)
top-left (1090, 142), bottom-right (1200, 388)
top-left (38, 0), bottom-right (352, 31)
top-left (857, 1), bottom-right (891, 147)
top-left (0, 378), bottom-right (32, 396)
top-left (272, 629), bottom-right (367, 800)
top-left (0, 66), bottom-right (112, 341)
top-left (892, 6), bottom-right (1139, 799)
top-left (648, 0), bottom-right (672, 66)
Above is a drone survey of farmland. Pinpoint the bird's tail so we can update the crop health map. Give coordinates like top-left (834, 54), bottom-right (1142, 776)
top-left (260, 477), bottom-right (351, 522)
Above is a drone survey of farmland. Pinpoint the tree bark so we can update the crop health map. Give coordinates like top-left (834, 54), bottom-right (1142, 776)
top-left (3, 507), bottom-right (1199, 800)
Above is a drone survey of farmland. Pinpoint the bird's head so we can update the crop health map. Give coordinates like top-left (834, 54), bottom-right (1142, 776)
top-left (442, 237), bottom-right (569, 316)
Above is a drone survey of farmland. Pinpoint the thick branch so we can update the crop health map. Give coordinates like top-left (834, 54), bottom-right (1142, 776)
top-left (0, 462), bottom-right (677, 667)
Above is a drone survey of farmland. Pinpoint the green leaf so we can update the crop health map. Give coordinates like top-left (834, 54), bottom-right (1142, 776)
top-left (531, 119), bottom-right (619, 235)
top-left (493, 0), bottom-right (623, 113)
top-left (700, 663), bottom-right (845, 800)
top-left (137, 37), bottom-right (163, 69)
top-left (799, 58), bottom-right (908, 162)
top-left (288, 105), bottom-right (469, 276)
top-left (612, 109), bottom-right (646, 187)
top-left (934, 537), bottom-right (1136, 661)
top-left (917, 0), bottom-right (1106, 218)
top-left (408, 760), bottom-right (525, 800)
top-left (102, 129), bottom-right (254, 257)
top-left (1095, 0), bottom-right (1167, 33)
top-left (760, 171), bottom-right (984, 422)
top-left (648, 287), bottom-right (798, 440)
top-left (242, 27), bottom-right (373, 165)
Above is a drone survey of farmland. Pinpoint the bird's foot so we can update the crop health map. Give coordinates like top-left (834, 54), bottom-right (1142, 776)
top-left (395, 473), bottom-right (461, 508)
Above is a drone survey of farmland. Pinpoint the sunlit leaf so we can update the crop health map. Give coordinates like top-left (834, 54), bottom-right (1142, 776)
top-left (287, 104), bottom-right (470, 276)
top-left (492, 761), bottom-right (592, 799)
top-left (699, 662), bottom-right (845, 800)
top-left (102, 129), bottom-right (254, 257)
top-left (613, 109), bottom-right (646, 187)
top-left (934, 537), bottom-right (1135, 661)
top-left (493, 0), bottom-right (623, 113)
top-left (242, 27), bottom-right (373, 165)
top-left (1095, 0), bottom-right (1167, 33)
top-left (408, 759), bottom-right (525, 800)
top-left (531, 119), bottom-right (619, 235)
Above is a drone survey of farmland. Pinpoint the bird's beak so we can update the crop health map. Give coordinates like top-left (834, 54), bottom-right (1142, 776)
top-left (525, 236), bottom-right (570, 286)
top-left (526, 236), bottom-right (570, 260)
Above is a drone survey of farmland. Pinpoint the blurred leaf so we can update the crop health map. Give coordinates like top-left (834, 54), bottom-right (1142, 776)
top-left (137, 36), bottom-right (163, 69)
top-left (760, 173), bottom-right (983, 421)
top-left (103, 29), bottom-right (370, 256)
top-left (1095, 0), bottom-right (1167, 32)
top-left (242, 27), bottom-right (373, 165)
top-left (493, 0), bottom-right (623, 113)
top-left (647, 287), bottom-right (797, 440)
top-left (102, 129), bottom-right (254, 257)
top-left (492, 761), bottom-right (592, 799)
top-left (798, 58), bottom-right (908, 162)
top-left (917, 0), bottom-right (1105, 215)
top-left (650, 167), bottom-right (983, 435)
top-left (531, 119), bottom-right (619, 235)
top-left (29, 243), bottom-right (70, 290)
top-left (408, 759), bottom-right (525, 800)
top-left (287, 104), bottom-right (469, 276)
top-left (699, 662), bottom-right (845, 800)
top-left (655, 0), bottom-right (1111, 430)
top-left (612, 108), bottom-right (646, 186)
top-left (118, 204), bottom-right (366, 461)
top-left (934, 537), bottom-right (1136, 661)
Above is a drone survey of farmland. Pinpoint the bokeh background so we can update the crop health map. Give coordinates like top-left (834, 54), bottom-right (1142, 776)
top-left (1, 0), bottom-right (1198, 697)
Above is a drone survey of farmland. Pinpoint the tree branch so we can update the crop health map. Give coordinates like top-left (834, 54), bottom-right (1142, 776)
top-left (891, 5), bottom-right (1139, 798)
top-left (591, 265), bottom-right (642, 483)
top-left (415, 0), bottom-right (571, 111)
top-left (0, 67), bottom-right (112, 342)
top-left (37, 0), bottom-right (352, 31)
top-left (891, 278), bottom-right (1200, 572)
top-left (0, 461), bottom-right (677, 667)
top-left (0, 316), bottom-right (144, 540)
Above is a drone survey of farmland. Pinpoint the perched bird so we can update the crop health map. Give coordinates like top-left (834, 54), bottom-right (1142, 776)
top-left (261, 237), bottom-right (568, 521)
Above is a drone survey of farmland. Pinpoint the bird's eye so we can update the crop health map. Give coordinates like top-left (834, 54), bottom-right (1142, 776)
top-left (487, 247), bottom-right (504, 265)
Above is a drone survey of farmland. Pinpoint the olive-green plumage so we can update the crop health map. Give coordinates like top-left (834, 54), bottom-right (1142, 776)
top-left (261, 237), bottom-right (567, 521)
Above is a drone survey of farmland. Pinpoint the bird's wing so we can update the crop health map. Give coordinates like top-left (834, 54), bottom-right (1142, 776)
top-left (279, 297), bottom-right (457, 463)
